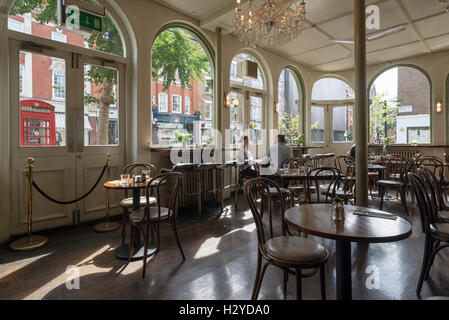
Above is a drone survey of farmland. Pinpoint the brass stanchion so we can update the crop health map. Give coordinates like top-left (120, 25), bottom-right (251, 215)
top-left (94, 153), bottom-right (120, 232)
top-left (10, 158), bottom-right (48, 251)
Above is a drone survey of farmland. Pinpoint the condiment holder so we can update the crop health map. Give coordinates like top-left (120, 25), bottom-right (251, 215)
top-left (331, 198), bottom-right (345, 221)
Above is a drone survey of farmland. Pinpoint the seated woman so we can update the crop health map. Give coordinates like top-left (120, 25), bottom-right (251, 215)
top-left (237, 136), bottom-right (258, 178)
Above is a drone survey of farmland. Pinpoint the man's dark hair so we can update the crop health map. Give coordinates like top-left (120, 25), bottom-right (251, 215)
top-left (243, 136), bottom-right (249, 142)
top-left (278, 135), bottom-right (286, 143)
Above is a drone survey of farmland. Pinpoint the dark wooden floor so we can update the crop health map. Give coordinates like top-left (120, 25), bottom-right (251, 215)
top-left (1, 194), bottom-right (449, 300)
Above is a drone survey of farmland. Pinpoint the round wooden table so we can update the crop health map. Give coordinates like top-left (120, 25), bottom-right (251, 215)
top-left (104, 178), bottom-right (161, 261)
top-left (277, 169), bottom-right (337, 183)
top-left (284, 204), bottom-right (412, 300)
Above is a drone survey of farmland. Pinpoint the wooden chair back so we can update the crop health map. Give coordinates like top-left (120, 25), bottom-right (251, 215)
top-left (244, 178), bottom-right (287, 250)
top-left (305, 167), bottom-right (340, 203)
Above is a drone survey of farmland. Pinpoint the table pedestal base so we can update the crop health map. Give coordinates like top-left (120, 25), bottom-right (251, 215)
top-left (336, 240), bottom-right (352, 300)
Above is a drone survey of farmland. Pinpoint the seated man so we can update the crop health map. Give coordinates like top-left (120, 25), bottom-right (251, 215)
top-left (237, 136), bottom-right (258, 178)
top-left (261, 135), bottom-right (293, 177)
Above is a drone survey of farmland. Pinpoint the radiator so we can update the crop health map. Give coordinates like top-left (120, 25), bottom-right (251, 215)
top-left (179, 169), bottom-right (218, 208)
top-left (374, 148), bottom-right (418, 159)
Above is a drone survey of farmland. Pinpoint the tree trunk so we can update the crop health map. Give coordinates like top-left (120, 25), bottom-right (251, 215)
top-left (97, 79), bottom-right (114, 145)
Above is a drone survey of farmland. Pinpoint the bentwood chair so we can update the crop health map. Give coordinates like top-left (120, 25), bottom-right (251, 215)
top-left (305, 167), bottom-right (340, 204)
top-left (377, 157), bottom-right (415, 215)
top-left (282, 157), bottom-right (312, 205)
top-left (324, 162), bottom-right (355, 204)
top-left (120, 163), bottom-right (157, 244)
top-left (127, 172), bottom-right (185, 278)
top-left (244, 177), bottom-right (328, 300)
top-left (408, 169), bottom-right (449, 295)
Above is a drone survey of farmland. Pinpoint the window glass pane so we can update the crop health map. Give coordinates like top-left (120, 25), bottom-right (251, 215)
top-left (20, 51), bottom-right (65, 147)
top-left (278, 69), bottom-right (302, 145)
top-left (312, 78), bottom-right (354, 101)
top-left (84, 63), bottom-right (119, 146)
top-left (369, 67), bottom-right (431, 144)
top-left (230, 53), bottom-right (264, 90)
top-left (151, 27), bottom-right (213, 147)
top-left (9, 0), bottom-right (124, 57)
top-left (230, 91), bottom-right (244, 145)
top-left (311, 106), bottom-right (325, 143)
top-left (332, 106), bottom-right (353, 142)
top-left (172, 95), bottom-right (181, 113)
top-left (250, 96), bottom-right (262, 144)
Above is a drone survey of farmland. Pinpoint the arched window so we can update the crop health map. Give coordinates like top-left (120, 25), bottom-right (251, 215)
top-left (8, 0), bottom-right (124, 57)
top-left (369, 66), bottom-right (431, 145)
top-left (151, 27), bottom-right (214, 147)
top-left (278, 68), bottom-right (304, 145)
top-left (229, 53), bottom-right (266, 145)
top-left (311, 78), bottom-right (354, 144)
top-left (9, 0), bottom-right (125, 147)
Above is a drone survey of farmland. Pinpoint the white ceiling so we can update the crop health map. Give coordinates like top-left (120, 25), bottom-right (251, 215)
top-left (153, 0), bottom-right (449, 72)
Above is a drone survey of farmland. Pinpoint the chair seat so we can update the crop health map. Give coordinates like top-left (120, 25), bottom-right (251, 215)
top-left (376, 180), bottom-right (404, 187)
top-left (430, 223), bottom-right (449, 238)
top-left (120, 196), bottom-right (157, 208)
top-left (264, 236), bottom-right (328, 264)
top-left (129, 207), bottom-right (170, 223)
top-left (321, 188), bottom-right (353, 199)
top-left (389, 173), bottom-right (401, 179)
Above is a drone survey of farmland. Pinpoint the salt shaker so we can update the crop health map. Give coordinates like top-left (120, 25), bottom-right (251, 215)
top-left (331, 198), bottom-right (345, 221)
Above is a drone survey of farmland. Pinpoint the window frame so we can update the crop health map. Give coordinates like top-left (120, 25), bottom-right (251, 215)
top-left (172, 94), bottom-right (182, 114)
top-left (52, 70), bottom-right (65, 100)
top-left (184, 96), bottom-right (190, 114)
top-left (158, 92), bottom-right (168, 113)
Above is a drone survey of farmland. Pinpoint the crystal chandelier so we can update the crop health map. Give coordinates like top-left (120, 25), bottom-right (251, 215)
top-left (235, 0), bottom-right (306, 47)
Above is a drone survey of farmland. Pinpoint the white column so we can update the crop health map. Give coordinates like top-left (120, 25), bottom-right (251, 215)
top-left (0, 2), bottom-right (11, 242)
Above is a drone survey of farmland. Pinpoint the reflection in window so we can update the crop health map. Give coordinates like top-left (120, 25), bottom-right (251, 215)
top-left (185, 97), bottom-right (190, 114)
top-left (311, 106), bottom-right (325, 143)
top-left (369, 66), bottom-right (431, 144)
top-left (333, 106), bottom-right (353, 142)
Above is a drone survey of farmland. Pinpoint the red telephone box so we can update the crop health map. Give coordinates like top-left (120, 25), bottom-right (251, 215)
top-left (20, 100), bottom-right (56, 146)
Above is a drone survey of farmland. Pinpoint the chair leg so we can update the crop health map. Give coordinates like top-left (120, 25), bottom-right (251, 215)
top-left (253, 262), bottom-right (269, 300)
top-left (400, 187), bottom-right (409, 216)
top-left (121, 208), bottom-right (128, 245)
top-left (283, 269), bottom-right (288, 299)
top-left (127, 224), bottom-right (135, 262)
top-left (320, 264), bottom-right (326, 300)
top-left (251, 252), bottom-right (262, 300)
top-left (424, 241), bottom-right (448, 281)
top-left (379, 186), bottom-right (385, 210)
top-left (268, 198), bottom-right (273, 238)
top-left (295, 268), bottom-right (302, 300)
top-left (416, 234), bottom-right (432, 295)
top-left (197, 170), bottom-right (202, 216)
top-left (171, 216), bottom-right (185, 261)
top-left (142, 224), bottom-right (149, 278)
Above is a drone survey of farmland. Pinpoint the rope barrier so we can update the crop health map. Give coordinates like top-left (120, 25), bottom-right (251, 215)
top-left (32, 164), bottom-right (107, 205)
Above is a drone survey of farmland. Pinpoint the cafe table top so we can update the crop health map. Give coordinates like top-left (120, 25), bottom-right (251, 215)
top-left (284, 204), bottom-right (412, 243)
top-left (104, 178), bottom-right (162, 190)
top-left (277, 169), bottom-right (337, 181)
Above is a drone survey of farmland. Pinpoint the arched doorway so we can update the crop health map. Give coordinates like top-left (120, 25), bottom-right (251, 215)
top-left (8, 0), bottom-right (128, 233)
top-left (311, 77), bottom-right (354, 156)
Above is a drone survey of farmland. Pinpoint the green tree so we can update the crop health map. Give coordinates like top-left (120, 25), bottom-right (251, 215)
top-left (152, 28), bottom-right (210, 91)
top-left (278, 112), bottom-right (302, 145)
top-left (10, 0), bottom-right (123, 145)
top-left (369, 94), bottom-right (400, 144)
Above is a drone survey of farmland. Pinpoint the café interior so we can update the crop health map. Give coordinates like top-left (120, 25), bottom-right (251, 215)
top-left (1, 0), bottom-right (449, 301)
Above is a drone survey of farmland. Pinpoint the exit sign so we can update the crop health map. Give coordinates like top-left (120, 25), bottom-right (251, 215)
top-left (78, 10), bottom-right (102, 32)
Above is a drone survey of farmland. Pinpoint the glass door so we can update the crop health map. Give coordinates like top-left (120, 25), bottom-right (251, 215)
top-left (76, 57), bottom-right (125, 223)
top-left (330, 105), bottom-right (353, 156)
top-left (10, 41), bottom-right (76, 234)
